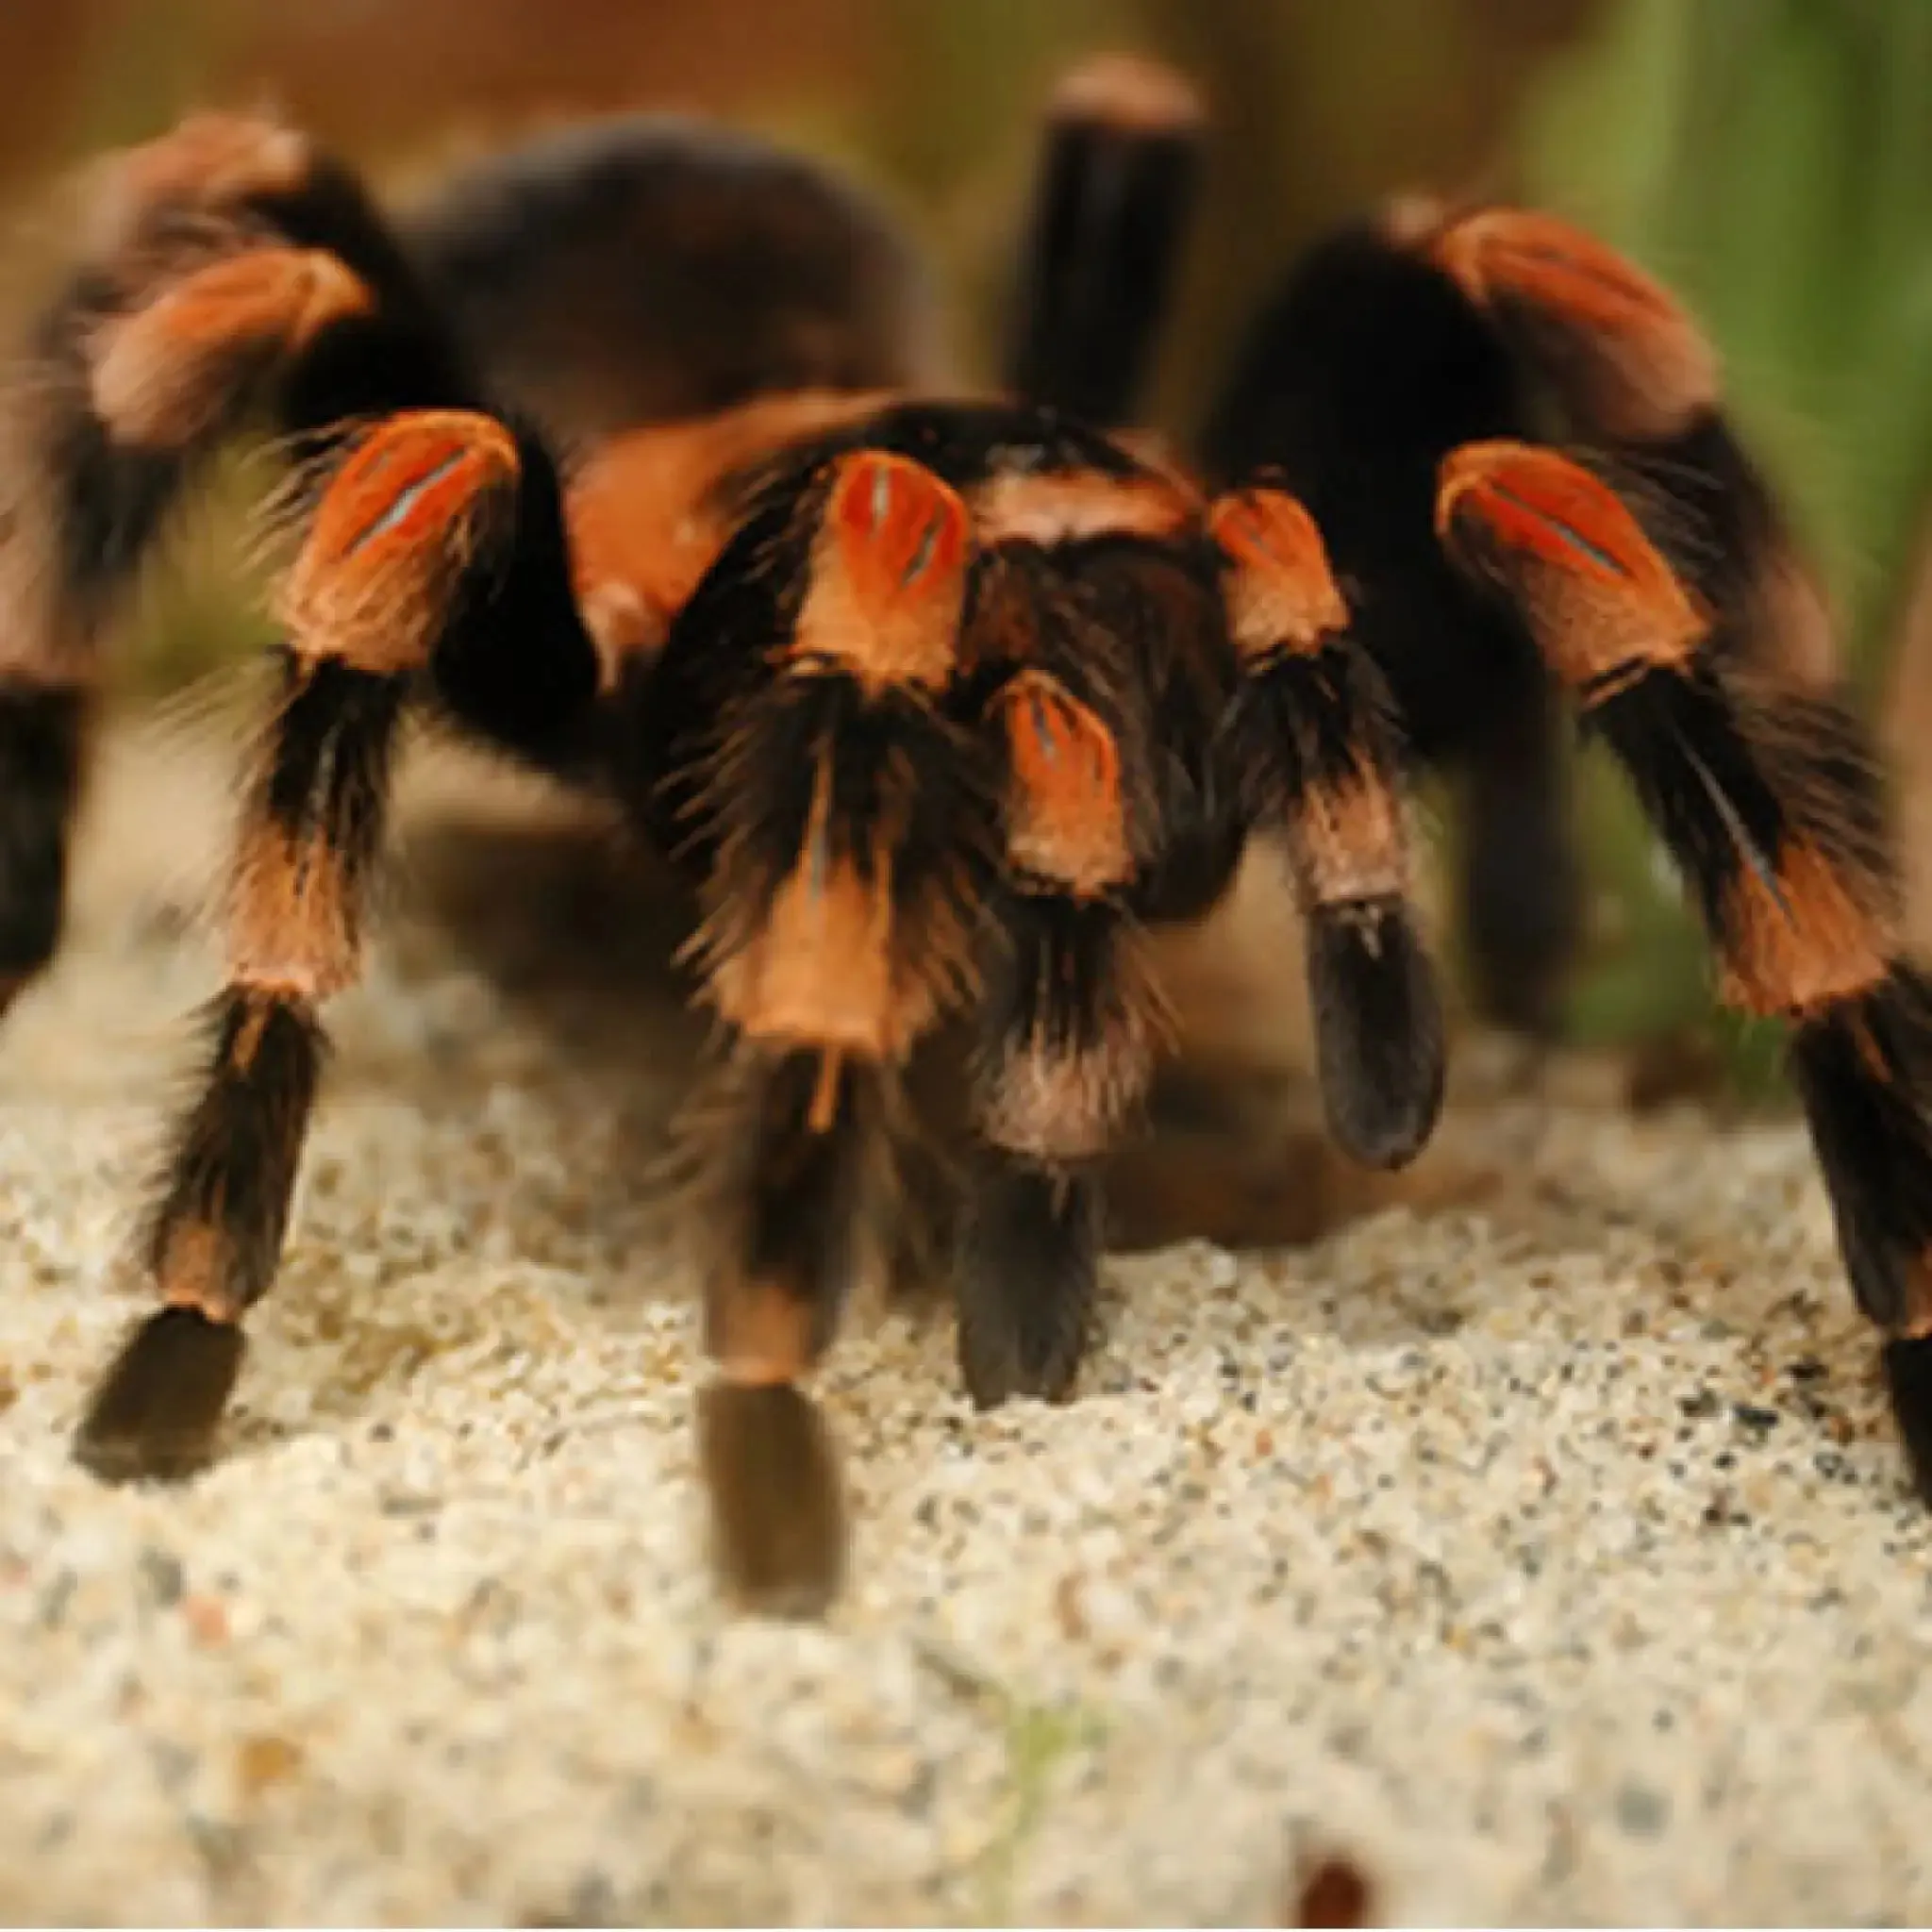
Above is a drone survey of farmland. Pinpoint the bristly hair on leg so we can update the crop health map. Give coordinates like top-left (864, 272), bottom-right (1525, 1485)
top-left (1211, 485), bottom-right (1444, 1167)
top-left (73, 403), bottom-right (578, 1486)
top-left (1007, 52), bottom-right (1206, 429)
top-left (1439, 439), bottom-right (1932, 1491)
top-left (684, 1041), bottom-right (897, 1616)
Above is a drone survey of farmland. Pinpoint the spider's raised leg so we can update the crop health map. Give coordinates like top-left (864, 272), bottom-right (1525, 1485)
top-left (1439, 441), bottom-right (1932, 1494)
top-left (0, 114), bottom-right (595, 1012)
top-left (1006, 53), bottom-right (1205, 431)
top-left (654, 447), bottom-right (990, 1611)
top-left (74, 408), bottom-right (563, 1478)
top-left (1211, 486), bottom-right (1445, 1167)
top-left (1199, 213), bottom-right (1581, 1038)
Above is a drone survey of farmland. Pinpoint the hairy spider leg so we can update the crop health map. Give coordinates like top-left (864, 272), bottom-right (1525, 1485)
top-left (1439, 441), bottom-right (1932, 1496)
top-left (1211, 486), bottom-right (1445, 1167)
top-left (946, 456), bottom-right (1227, 1409)
top-left (75, 411), bottom-right (541, 1477)
top-left (0, 114), bottom-right (600, 1016)
top-left (652, 446), bottom-right (985, 1612)
top-left (1198, 213), bottom-right (1577, 1037)
top-left (1006, 51), bottom-right (1206, 430)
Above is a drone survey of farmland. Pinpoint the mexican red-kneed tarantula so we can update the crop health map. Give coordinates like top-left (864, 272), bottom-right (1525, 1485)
top-left (8, 55), bottom-right (1930, 1612)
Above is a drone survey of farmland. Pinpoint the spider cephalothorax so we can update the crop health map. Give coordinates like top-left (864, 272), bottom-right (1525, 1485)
top-left (7, 57), bottom-right (1931, 1613)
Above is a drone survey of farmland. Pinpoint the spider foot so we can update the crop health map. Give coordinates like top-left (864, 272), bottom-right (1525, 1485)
top-left (955, 1149), bottom-right (1098, 1409)
top-left (696, 1380), bottom-right (847, 1618)
top-left (1306, 896), bottom-right (1443, 1170)
top-left (73, 1306), bottom-right (245, 1482)
top-left (1882, 1333), bottom-right (1932, 1507)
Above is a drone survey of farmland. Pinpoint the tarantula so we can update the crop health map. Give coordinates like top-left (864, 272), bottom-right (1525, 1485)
top-left (8, 55), bottom-right (1930, 1613)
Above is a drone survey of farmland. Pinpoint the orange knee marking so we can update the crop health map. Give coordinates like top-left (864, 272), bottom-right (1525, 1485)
top-left (279, 411), bottom-right (520, 674)
top-left (1430, 208), bottom-right (1719, 440)
top-left (157, 1220), bottom-right (240, 1324)
top-left (91, 248), bottom-right (370, 447)
top-left (791, 451), bottom-right (970, 695)
top-left (1291, 768), bottom-right (1408, 907)
top-left (705, 758), bottom-right (925, 1058)
top-left (707, 1277), bottom-right (816, 1386)
top-left (228, 822), bottom-right (359, 1000)
top-left (1436, 441), bottom-right (1706, 688)
top-left (1208, 488), bottom-right (1348, 659)
top-left (713, 850), bottom-right (930, 1058)
top-left (983, 1030), bottom-right (1154, 1161)
top-left (999, 671), bottom-right (1134, 895)
top-left (1720, 841), bottom-right (1890, 1017)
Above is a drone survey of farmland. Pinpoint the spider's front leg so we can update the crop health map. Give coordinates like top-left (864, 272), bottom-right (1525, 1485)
top-left (954, 666), bottom-right (1162, 1407)
top-left (1211, 487), bottom-right (1446, 1168)
top-left (1439, 443), bottom-right (1932, 1493)
top-left (659, 448), bottom-right (990, 1613)
top-left (955, 480), bottom-right (1447, 1408)
top-left (74, 409), bottom-right (542, 1477)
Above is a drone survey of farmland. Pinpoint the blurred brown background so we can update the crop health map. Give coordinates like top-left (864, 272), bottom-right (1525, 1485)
top-left (6, 0), bottom-right (1932, 1077)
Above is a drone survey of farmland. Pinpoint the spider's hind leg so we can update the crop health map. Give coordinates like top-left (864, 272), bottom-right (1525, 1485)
top-left (0, 112), bottom-right (532, 1013)
top-left (1440, 441), bottom-right (1932, 1496)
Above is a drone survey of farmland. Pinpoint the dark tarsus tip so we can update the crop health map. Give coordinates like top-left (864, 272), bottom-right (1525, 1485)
top-left (1307, 897), bottom-right (1445, 1169)
top-left (696, 1380), bottom-right (847, 1618)
top-left (1789, 965), bottom-right (1932, 1332)
top-left (1882, 1334), bottom-right (1932, 1506)
top-left (73, 1306), bottom-right (246, 1483)
top-left (955, 1153), bottom-right (1098, 1409)
top-left (0, 682), bottom-right (85, 985)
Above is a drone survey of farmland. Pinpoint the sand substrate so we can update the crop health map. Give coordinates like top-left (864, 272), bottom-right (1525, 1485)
top-left (0, 722), bottom-right (1928, 1926)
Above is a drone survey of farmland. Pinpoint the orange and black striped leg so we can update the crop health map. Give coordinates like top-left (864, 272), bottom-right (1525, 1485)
top-left (73, 409), bottom-right (521, 1479)
top-left (692, 1044), bottom-right (891, 1616)
top-left (958, 887), bottom-right (1151, 1407)
top-left (0, 116), bottom-right (487, 1010)
top-left (676, 448), bottom-right (983, 1608)
top-left (1439, 442), bottom-right (1932, 1493)
top-left (957, 670), bottom-right (1159, 1406)
top-left (1211, 488), bottom-right (1445, 1167)
top-left (1427, 207), bottom-right (1720, 448)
